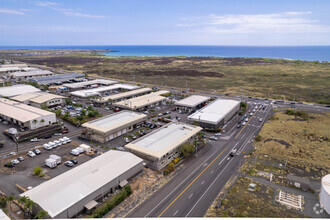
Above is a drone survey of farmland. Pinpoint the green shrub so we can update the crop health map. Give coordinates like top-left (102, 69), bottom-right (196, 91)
top-left (255, 135), bottom-right (262, 142)
top-left (38, 173), bottom-right (45, 177)
top-left (33, 166), bottom-right (42, 176)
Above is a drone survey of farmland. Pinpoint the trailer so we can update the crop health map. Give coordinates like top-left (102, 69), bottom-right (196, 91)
top-left (45, 158), bottom-right (57, 168)
top-left (49, 155), bottom-right (61, 164)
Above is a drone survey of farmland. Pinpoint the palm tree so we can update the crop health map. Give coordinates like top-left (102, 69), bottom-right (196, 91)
top-left (35, 209), bottom-right (49, 219)
top-left (40, 119), bottom-right (45, 126)
top-left (19, 196), bottom-right (36, 218)
top-left (6, 195), bottom-right (14, 213)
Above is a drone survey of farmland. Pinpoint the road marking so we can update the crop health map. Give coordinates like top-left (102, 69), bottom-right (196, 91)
top-left (241, 133), bottom-right (246, 139)
top-left (157, 147), bottom-right (227, 217)
top-left (185, 157), bottom-right (234, 217)
top-left (201, 181), bottom-right (204, 185)
top-left (189, 194), bottom-right (193, 199)
top-left (235, 106), bottom-right (260, 139)
top-left (145, 147), bottom-right (219, 217)
top-left (211, 170), bottom-right (214, 174)
top-left (173, 210), bottom-right (178, 216)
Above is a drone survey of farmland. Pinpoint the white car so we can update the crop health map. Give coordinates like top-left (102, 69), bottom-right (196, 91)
top-left (215, 133), bottom-right (222, 136)
top-left (43, 144), bottom-right (52, 150)
top-left (11, 159), bottom-right (20, 165)
top-left (250, 113), bottom-right (253, 116)
top-left (54, 133), bottom-right (62, 136)
top-left (124, 137), bottom-right (130, 143)
top-left (242, 122), bottom-right (247, 126)
top-left (54, 140), bottom-right (62, 146)
top-left (253, 109), bottom-right (256, 112)
top-left (104, 107), bottom-right (110, 111)
top-left (210, 136), bottom-right (217, 141)
top-left (48, 142), bottom-right (56, 148)
top-left (245, 118), bottom-right (249, 122)
top-left (30, 138), bottom-right (40, 142)
top-left (27, 151), bottom-right (36, 157)
top-left (259, 118), bottom-right (263, 122)
top-left (70, 149), bottom-right (80, 156)
top-left (59, 138), bottom-right (67, 144)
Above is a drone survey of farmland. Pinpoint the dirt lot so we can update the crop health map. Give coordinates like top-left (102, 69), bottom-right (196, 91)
top-left (254, 110), bottom-right (330, 178)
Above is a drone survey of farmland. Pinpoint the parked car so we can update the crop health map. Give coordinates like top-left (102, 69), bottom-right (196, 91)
top-left (237, 124), bottom-right (241, 128)
top-left (19, 127), bottom-right (25, 132)
top-left (242, 122), bottom-right (246, 126)
top-left (70, 149), bottom-right (80, 156)
top-left (11, 159), bottom-right (20, 165)
top-left (124, 137), bottom-right (130, 143)
top-left (70, 159), bottom-right (78, 164)
top-left (215, 133), bottom-right (222, 136)
top-left (62, 130), bottom-right (69, 134)
top-left (209, 136), bottom-right (217, 141)
top-left (259, 118), bottom-right (263, 122)
top-left (54, 140), bottom-right (62, 146)
top-left (33, 149), bottom-right (41, 155)
top-left (250, 113), bottom-right (253, 116)
top-left (114, 108), bottom-right (120, 112)
top-left (43, 135), bottom-right (52, 139)
top-left (54, 133), bottom-right (62, 136)
top-left (158, 113), bottom-right (163, 117)
top-left (17, 156), bottom-right (24, 161)
top-left (132, 135), bottom-right (137, 140)
top-left (30, 138), bottom-right (40, 142)
top-left (144, 111), bottom-right (149, 114)
top-left (65, 161), bottom-right (74, 167)
top-left (105, 107), bottom-right (110, 111)
top-left (43, 144), bottom-right (52, 150)
top-left (4, 162), bottom-right (15, 168)
top-left (63, 137), bottom-right (71, 143)
top-left (3, 121), bottom-right (9, 125)
top-left (245, 118), bottom-right (249, 122)
top-left (27, 151), bottom-right (36, 157)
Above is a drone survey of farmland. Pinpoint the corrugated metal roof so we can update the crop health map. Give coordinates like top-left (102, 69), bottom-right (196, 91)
top-left (0, 85), bottom-right (41, 97)
top-left (21, 150), bottom-right (143, 218)
top-left (70, 84), bottom-right (140, 98)
top-left (94, 88), bottom-right (152, 103)
top-left (63, 79), bottom-right (117, 89)
top-left (175, 95), bottom-right (210, 108)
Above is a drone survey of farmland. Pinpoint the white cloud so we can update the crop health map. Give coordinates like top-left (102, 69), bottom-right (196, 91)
top-left (35, 1), bottom-right (105, 18)
top-left (177, 11), bottom-right (330, 34)
top-left (0, 8), bottom-right (24, 15)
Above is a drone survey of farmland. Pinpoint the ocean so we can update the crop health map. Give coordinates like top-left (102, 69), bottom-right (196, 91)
top-left (1, 45), bottom-right (330, 61)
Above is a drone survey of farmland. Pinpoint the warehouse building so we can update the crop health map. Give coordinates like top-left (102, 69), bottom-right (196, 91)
top-left (70, 84), bottom-right (139, 98)
top-left (0, 84), bottom-right (41, 97)
top-left (9, 70), bottom-right (55, 80)
top-left (114, 90), bottom-right (170, 111)
top-left (125, 122), bottom-right (202, 170)
top-left (81, 110), bottom-right (147, 143)
top-left (0, 98), bottom-right (56, 130)
top-left (21, 150), bottom-right (143, 219)
top-left (28, 73), bottom-right (85, 85)
top-left (320, 174), bottom-right (330, 215)
top-left (188, 99), bottom-right (240, 128)
top-left (0, 63), bottom-right (28, 74)
top-left (12, 92), bottom-right (66, 108)
top-left (93, 87), bottom-right (152, 104)
top-left (63, 79), bottom-right (117, 91)
top-left (175, 95), bottom-right (210, 113)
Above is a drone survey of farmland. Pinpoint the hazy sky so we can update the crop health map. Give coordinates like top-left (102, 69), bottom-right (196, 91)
top-left (1, 0), bottom-right (330, 46)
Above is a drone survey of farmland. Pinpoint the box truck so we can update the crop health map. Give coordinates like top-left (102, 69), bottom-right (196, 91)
top-left (49, 155), bottom-right (61, 164)
top-left (45, 158), bottom-right (57, 168)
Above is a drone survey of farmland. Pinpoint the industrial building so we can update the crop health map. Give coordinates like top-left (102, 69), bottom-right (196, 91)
top-left (93, 87), bottom-right (152, 104)
top-left (0, 98), bottom-right (56, 130)
top-left (9, 70), bottom-right (55, 80)
top-left (63, 79), bottom-right (117, 91)
top-left (175, 95), bottom-right (210, 113)
top-left (125, 122), bottom-right (202, 170)
top-left (114, 90), bottom-right (170, 111)
top-left (188, 99), bottom-right (240, 128)
top-left (81, 110), bottom-right (147, 143)
top-left (70, 84), bottom-right (140, 98)
top-left (12, 92), bottom-right (66, 108)
top-left (20, 150), bottom-right (143, 219)
top-left (0, 84), bottom-right (41, 97)
top-left (0, 63), bottom-right (28, 74)
top-left (28, 73), bottom-right (85, 85)
top-left (320, 174), bottom-right (330, 215)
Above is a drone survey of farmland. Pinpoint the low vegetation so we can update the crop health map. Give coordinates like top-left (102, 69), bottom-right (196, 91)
top-left (254, 110), bottom-right (330, 177)
top-left (11, 55), bottom-right (330, 103)
top-left (212, 177), bottom-right (303, 217)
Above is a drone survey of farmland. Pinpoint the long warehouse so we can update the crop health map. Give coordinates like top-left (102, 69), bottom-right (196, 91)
top-left (188, 99), bottom-right (240, 128)
top-left (0, 98), bottom-right (56, 130)
top-left (114, 90), bottom-right (170, 111)
top-left (93, 87), bottom-right (152, 104)
top-left (70, 84), bottom-right (140, 98)
top-left (0, 84), bottom-right (41, 97)
top-left (63, 79), bottom-right (117, 91)
top-left (125, 122), bottom-right (202, 170)
top-left (21, 150), bottom-right (143, 219)
top-left (9, 70), bottom-right (54, 80)
top-left (12, 92), bottom-right (66, 108)
top-left (175, 95), bottom-right (210, 113)
top-left (81, 110), bottom-right (147, 143)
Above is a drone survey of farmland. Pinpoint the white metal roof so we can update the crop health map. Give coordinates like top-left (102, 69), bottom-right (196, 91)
top-left (70, 84), bottom-right (139, 98)
top-left (21, 150), bottom-right (143, 218)
top-left (82, 110), bottom-right (147, 133)
top-left (94, 88), bottom-right (152, 103)
top-left (188, 99), bottom-right (240, 125)
top-left (63, 79), bottom-right (117, 89)
top-left (12, 92), bottom-right (65, 103)
top-left (175, 95), bottom-right (210, 108)
top-left (0, 98), bottom-right (55, 122)
top-left (0, 67), bottom-right (21, 72)
top-left (10, 70), bottom-right (54, 78)
top-left (114, 90), bottom-right (169, 110)
top-left (125, 122), bottom-right (202, 160)
top-left (0, 63), bottom-right (28, 68)
top-left (322, 174), bottom-right (330, 195)
top-left (0, 85), bottom-right (41, 97)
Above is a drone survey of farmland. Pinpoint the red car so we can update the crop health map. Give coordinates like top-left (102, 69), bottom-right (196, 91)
top-left (114, 108), bottom-right (120, 112)
top-left (248, 110), bottom-right (251, 113)
top-left (62, 130), bottom-right (69, 134)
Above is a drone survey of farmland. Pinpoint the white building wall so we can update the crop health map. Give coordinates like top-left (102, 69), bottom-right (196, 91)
top-left (28, 114), bottom-right (56, 130)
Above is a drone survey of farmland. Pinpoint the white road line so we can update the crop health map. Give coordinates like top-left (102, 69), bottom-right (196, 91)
top-left (201, 181), bottom-right (204, 185)
top-left (241, 133), bottom-right (246, 139)
top-left (189, 194), bottom-right (193, 199)
top-left (144, 147), bottom-right (219, 217)
top-left (173, 210), bottom-right (179, 216)
top-left (211, 170), bottom-right (214, 174)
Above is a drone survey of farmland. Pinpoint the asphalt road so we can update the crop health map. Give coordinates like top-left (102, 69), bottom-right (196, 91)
top-left (127, 102), bottom-right (275, 217)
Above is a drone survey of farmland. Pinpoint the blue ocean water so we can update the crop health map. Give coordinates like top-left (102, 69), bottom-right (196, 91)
top-left (1, 45), bottom-right (330, 61)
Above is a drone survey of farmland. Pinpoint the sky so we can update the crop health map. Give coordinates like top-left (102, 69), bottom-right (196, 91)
top-left (0, 0), bottom-right (330, 46)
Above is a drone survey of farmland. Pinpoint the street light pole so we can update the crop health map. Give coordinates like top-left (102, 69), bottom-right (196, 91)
top-left (14, 134), bottom-right (19, 154)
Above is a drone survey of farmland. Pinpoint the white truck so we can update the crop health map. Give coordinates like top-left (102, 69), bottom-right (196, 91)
top-left (49, 155), bottom-right (61, 164)
top-left (45, 158), bottom-right (57, 168)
